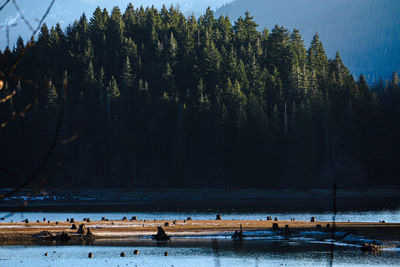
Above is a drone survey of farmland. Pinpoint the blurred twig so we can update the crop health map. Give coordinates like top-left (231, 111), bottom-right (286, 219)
top-left (0, 0), bottom-right (10, 12)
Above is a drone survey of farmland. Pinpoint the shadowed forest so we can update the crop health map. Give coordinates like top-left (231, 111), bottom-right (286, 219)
top-left (1, 5), bottom-right (400, 189)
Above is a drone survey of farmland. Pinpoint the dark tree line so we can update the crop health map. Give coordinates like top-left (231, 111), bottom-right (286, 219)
top-left (1, 4), bottom-right (400, 189)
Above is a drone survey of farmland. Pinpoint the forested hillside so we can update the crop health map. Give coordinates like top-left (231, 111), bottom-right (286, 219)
top-left (1, 5), bottom-right (400, 189)
top-left (216, 0), bottom-right (400, 82)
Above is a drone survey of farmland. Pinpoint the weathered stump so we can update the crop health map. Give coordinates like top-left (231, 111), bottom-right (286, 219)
top-left (85, 228), bottom-right (94, 238)
top-left (231, 224), bottom-right (245, 240)
top-left (77, 224), bottom-right (87, 235)
top-left (58, 232), bottom-right (70, 242)
top-left (282, 225), bottom-right (291, 235)
top-left (153, 226), bottom-right (170, 241)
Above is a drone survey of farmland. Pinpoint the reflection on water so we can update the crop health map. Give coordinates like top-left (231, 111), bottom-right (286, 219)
top-left (0, 238), bottom-right (399, 266)
top-left (1, 210), bottom-right (400, 223)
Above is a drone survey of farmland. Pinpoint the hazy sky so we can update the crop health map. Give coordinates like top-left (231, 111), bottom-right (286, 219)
top-left (0, 0), bottom-right (232, 48)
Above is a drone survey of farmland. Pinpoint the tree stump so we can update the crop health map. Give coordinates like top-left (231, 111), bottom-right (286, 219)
top-left (152, 226), bottom-right (170, 241)
top-left (77, 224), bottom-right (87, 235)
top-left (272, 223), bottom-right (280, 230)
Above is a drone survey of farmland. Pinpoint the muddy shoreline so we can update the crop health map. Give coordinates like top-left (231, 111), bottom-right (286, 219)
top-left (1, 218), bottom-right (399, 245)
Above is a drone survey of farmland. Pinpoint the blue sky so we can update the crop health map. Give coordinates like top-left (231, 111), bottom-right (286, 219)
top-left (0, 0), bottom-right (232, 48)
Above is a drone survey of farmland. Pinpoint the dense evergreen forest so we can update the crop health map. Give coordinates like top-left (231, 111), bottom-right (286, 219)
top-left (217, 0), bottom-right (400, 82)
top-left (1, 5), bottom-right (400, 189)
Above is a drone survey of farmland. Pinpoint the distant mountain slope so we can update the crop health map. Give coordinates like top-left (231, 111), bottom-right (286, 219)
top-left (216, 0), bottom-right (400, 81)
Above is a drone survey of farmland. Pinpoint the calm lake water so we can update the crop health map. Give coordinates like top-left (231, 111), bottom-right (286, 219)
top-left (0, 238), bottom-right (399, 266)
top-left (1, 210), bottom-right (400, 266)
